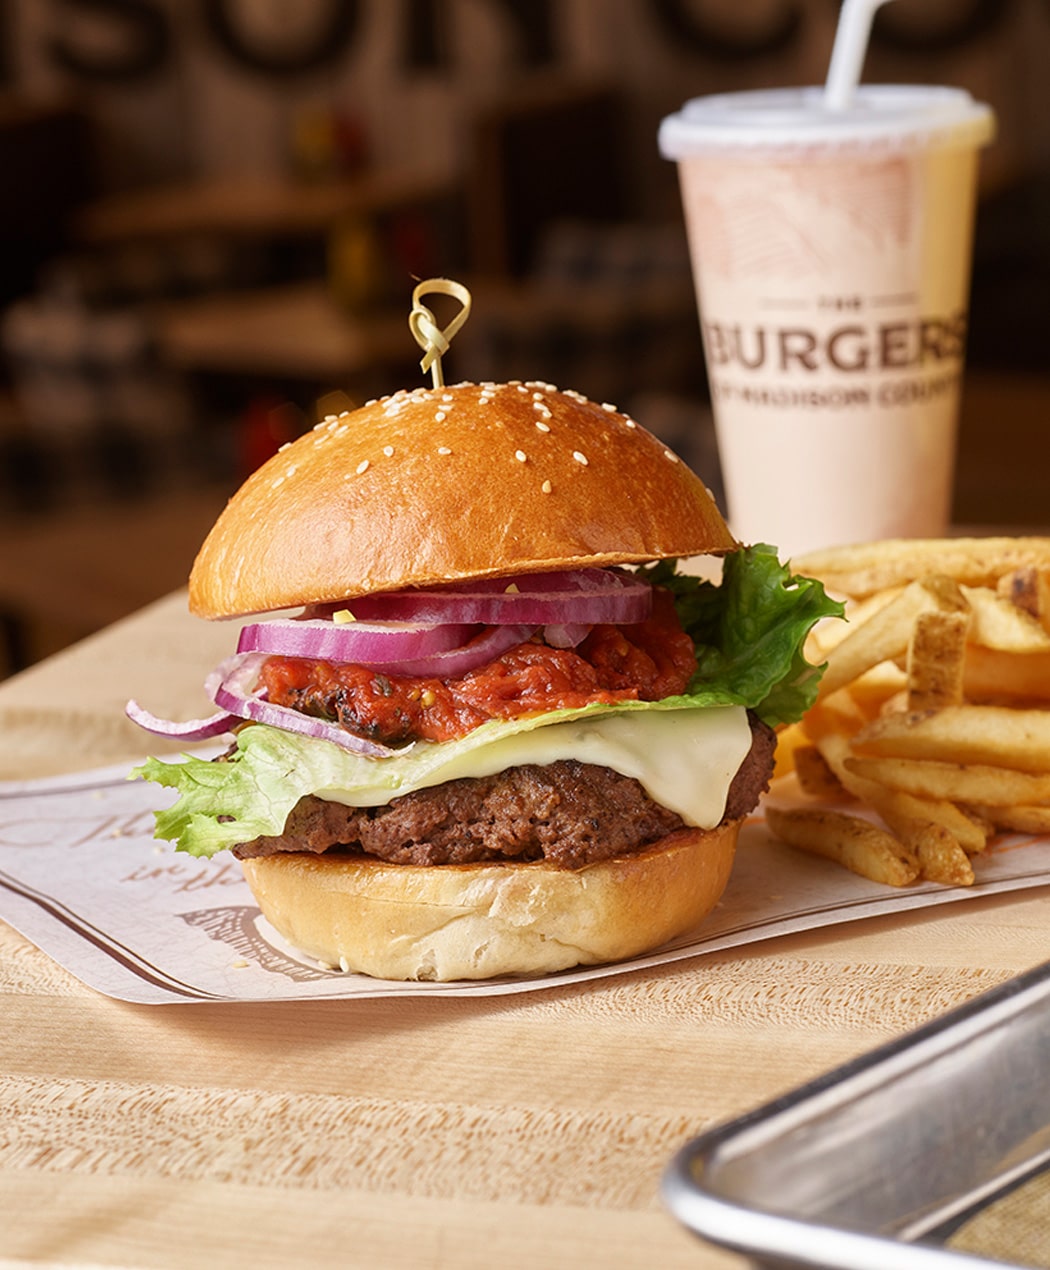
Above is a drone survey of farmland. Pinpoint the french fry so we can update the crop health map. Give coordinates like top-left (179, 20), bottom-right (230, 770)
top-left (997, 566), bottom-right (1050, 634)
top-left (817, 575), bottom-right (968, 699)
top-left (867, 785), bottom-right (988, 857)
top-left (810, 729), bottom-right (986, 860)
top-left (779, 537), bottom-right (1050, 889)
top-left (793, 537), bottom-right (1050, 599)
top-left (963, 647), bottom-right (1050, 705)
top-left (851, 706), bottom-right (1050, 775)
top-left (843, 755), bottom-right (1050, 808)
top-left (911, 824), bottom-right (975, 887)
top-left (962, 585), bottom-right (1050, 653)
top-left (969, 805), bottom-right (1050, 836)
top-left (848, 663), bottom-right (909, 720)
top-left (765, 805), bottom-right (919, 886)
top-left (812, 726), bottom-right (881, 794)
top-left (807, 590), bottom-right (902, 660)
top-left (907, 608), bottom-right (969, 711)
top-left (771, 721), bottom-right (809, 780)
top-left (799, 690), bottom-right (867, 745)
top-left (794, 745), bottom-right (849, 800)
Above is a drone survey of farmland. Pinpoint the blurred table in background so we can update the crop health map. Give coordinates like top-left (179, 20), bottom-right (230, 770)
top-left (0, 487), bottom-right (229, 676)
top-left (155, 282), bottom-right (415, 385)
top-left (74, 168), bottom-right (452, 245)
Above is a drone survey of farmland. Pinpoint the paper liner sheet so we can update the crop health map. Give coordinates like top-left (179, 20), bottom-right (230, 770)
top-left (2, 761), bottom-right (1049, 1005)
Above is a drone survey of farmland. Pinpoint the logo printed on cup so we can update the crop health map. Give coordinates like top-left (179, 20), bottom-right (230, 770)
top-left (660, 85), bottom-right (995, 558)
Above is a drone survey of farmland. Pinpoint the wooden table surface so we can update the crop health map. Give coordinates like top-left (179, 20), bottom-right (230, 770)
top-left (2, 592), bottom-right (1049, 1268)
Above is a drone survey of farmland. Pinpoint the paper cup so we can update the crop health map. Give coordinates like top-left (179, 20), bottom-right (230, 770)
top-left (660, 85), bottom-right (995, 559)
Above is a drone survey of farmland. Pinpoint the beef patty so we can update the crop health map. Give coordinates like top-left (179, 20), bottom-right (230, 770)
top-left (233, 714), bottom-right (775, 869)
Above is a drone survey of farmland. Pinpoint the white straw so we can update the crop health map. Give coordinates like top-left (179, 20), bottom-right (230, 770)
top-left (824, 0), bottom-right (897, 112)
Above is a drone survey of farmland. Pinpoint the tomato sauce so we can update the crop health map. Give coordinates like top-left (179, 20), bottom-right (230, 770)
top-left (260, 589), bottom-right (696, 745)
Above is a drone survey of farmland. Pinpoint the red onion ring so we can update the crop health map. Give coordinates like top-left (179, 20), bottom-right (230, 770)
top-left (237, 618), bottom-right (475, 665)
top-left (206, 627), bottom-right (532, 753)
top-left (125, 699), bottom-right (238, 742)
top-left (128, 624), bottom-right (540, 757)
top-left (375, 623), bottom-right (535, 677)
top-left (209, 653), bottom-right (402, 757)
top-left (344, 569), bottom-right (651, 627)
top-left (127, 573), bottom-right (639, 754)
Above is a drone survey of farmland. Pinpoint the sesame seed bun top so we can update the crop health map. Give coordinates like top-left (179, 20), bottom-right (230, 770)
top-left (188, 380), bottom-right (736, 620)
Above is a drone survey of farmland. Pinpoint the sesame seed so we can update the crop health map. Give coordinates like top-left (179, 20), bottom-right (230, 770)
top-left (278, 441), bottom-right (291, 451)
top-left (324, 413), bottom-right (338, 422)
top-left (535, 421), bottom-right (551, 433)
top-left (365, 398), bottom-right (377, 407)
top-left (435, 410), bottom-right (447, 422)
top-left (515, 450), bottom-right (527, 462)
top-left (601, 402), bottom-right (617, 413)
top-left (573, 451), bottom-right (588, 466)
top-left (441, 393), bottom-right (453, 402)
top-left (437, 446), bottom-right (452, 455)
top-left (356, 459), bottom-right (370, 474)
top-left (664, 449), bottom-right (678, 462)
top-left (516, 384), bottom-right (528, 394)
top-left (383, 445), bottom-right (394, 457)
top-left (532, 391), bottom-right (544, 401)
top-left (271, 475), bottom-right (285, 488)
top-left (624, 418), bottom-right (637, 429)
top-left (541, 479), bottom-right (552, 494)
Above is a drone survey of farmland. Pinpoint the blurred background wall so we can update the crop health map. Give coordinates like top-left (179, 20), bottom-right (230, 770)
top-left (1, 0), bottom-right (1048, 673)
top-left (3, 1), bottom-right (1046, 199)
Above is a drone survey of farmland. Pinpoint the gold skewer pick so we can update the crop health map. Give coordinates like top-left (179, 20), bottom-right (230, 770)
top-left (408, 277), bottom-right (472, 388)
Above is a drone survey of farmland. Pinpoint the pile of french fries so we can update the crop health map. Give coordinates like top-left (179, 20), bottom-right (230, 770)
top-left (768, 537), bottom-right (1050, 888)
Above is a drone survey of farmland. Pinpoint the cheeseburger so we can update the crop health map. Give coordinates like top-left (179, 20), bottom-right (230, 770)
top-left (130, 381), bottom-right (838, 980)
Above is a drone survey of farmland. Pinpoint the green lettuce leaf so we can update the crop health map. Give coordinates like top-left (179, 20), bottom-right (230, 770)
top-left (638, 543), bottom-right (843, 727)
top-left (133, 544), bottom-right (842, 857)
top-left (134, 699), bottom-right (700, 858)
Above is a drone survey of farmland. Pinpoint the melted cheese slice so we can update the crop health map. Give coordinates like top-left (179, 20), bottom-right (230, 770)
top-left (321, 706), bottom-right (752, 829)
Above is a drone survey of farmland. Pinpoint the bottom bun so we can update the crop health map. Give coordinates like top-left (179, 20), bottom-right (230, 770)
top-left (239, 820), bottom-right (740, 982)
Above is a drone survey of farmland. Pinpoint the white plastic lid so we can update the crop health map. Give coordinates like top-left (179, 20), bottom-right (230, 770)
top-left (659, 84), bottom-right (995, 157)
